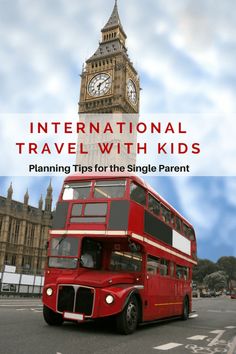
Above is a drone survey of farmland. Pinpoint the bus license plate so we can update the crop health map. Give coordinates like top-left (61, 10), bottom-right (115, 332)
top-left (63, 312), bottom-right (84, 321)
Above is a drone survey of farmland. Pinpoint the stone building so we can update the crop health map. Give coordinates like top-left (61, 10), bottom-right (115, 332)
top-left (0, 181), bottom-right (53, 275)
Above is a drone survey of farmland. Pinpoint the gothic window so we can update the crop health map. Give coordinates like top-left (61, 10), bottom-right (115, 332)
top-left (0, 215), bottom-right (3, 233)
top-left (11, 220), bottom-right (20, 244)
top-left (7, 218), bottom-right (20, 244)
top-left (11, 255), bottom-right (16, 266)
top-left (4, 254), bottom-right (9, 265)
top-left (4, 253), bottom-right (16, 266)
top-left (7, 217), bottom-right (13, 242)
top-left (22, 255), bottom-right (32, 271)
top-left (25, 223), bottom-right (35, 247)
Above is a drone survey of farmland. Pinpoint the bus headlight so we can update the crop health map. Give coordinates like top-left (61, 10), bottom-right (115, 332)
top-left (105, 295), bottom-right (114, 304)
top-left (46, 287), bottom-right (53, 296)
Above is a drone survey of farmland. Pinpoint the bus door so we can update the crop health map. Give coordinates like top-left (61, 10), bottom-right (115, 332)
top-left (145, 255), bottom-right (171, 320)
top-left (174, 265), bottom-right (188, 315)
top-left (145, 255), bottom-right (160, 320)
top-left (168, 261), bottom-right (177, 316)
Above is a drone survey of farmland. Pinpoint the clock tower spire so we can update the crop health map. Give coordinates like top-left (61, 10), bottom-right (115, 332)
top-left (78, 0), bottom-right (140, 113)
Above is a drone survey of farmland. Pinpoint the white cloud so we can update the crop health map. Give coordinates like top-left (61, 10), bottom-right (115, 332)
top-left (0, 0), bottom-right (235, 114)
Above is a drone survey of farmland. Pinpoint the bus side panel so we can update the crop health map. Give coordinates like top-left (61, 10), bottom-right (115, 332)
top-left (144, 274), bottom-right (174, 321)
top-left (128, 202), bottom-right (144, 235)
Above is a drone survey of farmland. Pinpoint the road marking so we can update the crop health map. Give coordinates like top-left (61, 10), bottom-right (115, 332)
top-left (208, 309), bottom-right (236, 314)
top-left (31, 308), bottom-right (43, 313)
top-left (16, 308), bottom-right (27, 311)
top-left (187, 335), bottom-right (208, 340)
top-left (153, 343), bottom-right (183, 350)
top-left (208, 330), bottom-right (225, 347)
top-left (210, 330), bottom-right (223, 334)
top-left (189, 314), bottom-right (198, 318)
top-left (0, 304), bottom-right (42, 307)
top-left (0, 299), bottom-right (41, 301)
top-left (227, 336), bottom-right (236, 354)
top-left (225, 326), bottom-right (236, 329)
top-left (31, 307), bottom-right (42, 310)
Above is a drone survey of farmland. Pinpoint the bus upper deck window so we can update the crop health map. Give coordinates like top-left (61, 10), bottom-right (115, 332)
top-left (161, 205), bottom-right (171, 224)
top-left (148, 194), bottom-right (160, 216)
top-left (130, 183), bottom-right (146, 206)
top-left (94, 180), bottom-right (126, 199)
top-left (176, 216), bottom-right (182, 232)
top-left (62, 182), bottom-right (91, 200)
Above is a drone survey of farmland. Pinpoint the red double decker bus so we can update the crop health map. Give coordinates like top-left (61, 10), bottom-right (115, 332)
top-left (43, 174), bottom-right (197, 334)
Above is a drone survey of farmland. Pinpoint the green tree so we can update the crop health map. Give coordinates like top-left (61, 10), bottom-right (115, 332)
top-left (193, 259), bottom-right (218, 284)
top-left (203, 271), bottom-right (227, 291)
top-left (217, 256), bottom-right (236, 288)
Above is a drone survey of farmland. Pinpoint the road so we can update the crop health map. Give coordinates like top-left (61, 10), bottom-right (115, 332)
top-left (0, 297), bottom-right (235, 354)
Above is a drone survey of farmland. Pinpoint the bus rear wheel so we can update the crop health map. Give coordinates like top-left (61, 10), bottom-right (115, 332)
top-left (181, 297), bottom-right (189, 321)
top-left (43, 305), bottom-right (64, 326)
top-left (116, 296), bottom-right (139, 334)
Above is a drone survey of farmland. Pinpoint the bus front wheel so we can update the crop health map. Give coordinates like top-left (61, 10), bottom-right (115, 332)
top-left (43, 305), bottom-right (64, 326)
top-left (181, 297), bottom-right (189, 321)
top-left (116, 296), bottom-right (139, 334)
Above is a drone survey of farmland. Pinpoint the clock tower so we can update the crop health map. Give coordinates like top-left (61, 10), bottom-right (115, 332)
top-left (79, 0), bottom-right (140, 114)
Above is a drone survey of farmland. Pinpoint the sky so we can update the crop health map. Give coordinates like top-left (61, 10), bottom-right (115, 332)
top-left (0, 0), bottom-right (236, 261)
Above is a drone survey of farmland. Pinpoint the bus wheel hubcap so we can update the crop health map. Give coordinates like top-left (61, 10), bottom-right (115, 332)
top-left (127, 302), bottom-right (137, 327)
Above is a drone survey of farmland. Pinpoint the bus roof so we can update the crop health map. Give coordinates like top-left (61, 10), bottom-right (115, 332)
top-left (64, 173), bottom-right (194, 230)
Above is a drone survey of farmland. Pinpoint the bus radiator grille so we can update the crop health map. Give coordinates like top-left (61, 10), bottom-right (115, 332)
top-left (57, 286), bottom-right (75, 313)
top-left (75, 287), bottom-right (94, 316)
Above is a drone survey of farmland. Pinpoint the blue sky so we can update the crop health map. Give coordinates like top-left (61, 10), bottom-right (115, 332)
top-left (0, 0), bottom-right (236, 261)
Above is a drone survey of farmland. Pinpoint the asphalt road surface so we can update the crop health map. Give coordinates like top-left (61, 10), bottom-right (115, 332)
top-left (0, 296), bottom-right (235, 354)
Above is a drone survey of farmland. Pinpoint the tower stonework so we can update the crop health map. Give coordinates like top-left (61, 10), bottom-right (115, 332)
top-left (77, 1), bottom-right (140, 169)
top-left (79, 1), bottom-right (140, 114)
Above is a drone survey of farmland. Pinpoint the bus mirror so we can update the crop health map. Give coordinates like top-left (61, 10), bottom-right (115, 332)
top-left (45, 241), bottom-right (49, 250)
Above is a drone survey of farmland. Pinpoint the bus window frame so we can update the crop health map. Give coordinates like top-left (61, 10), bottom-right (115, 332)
top-left (146, 191), bottom-right (195, 244)
top-left (60, 178), bottom-right (128, 202)
top-left (93, 179), bottom-right (127, 200)
top-left (146, 254), bottom-right (160, 275)
top-left (129, 181), bottom-right (147, 207)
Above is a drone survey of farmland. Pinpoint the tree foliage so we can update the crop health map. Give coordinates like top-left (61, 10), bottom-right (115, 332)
top-left (203, 271), bottom-right (227, 291)
top-left (193, 256), bottom-right (236, 288)
top-left (217, 257), bottom-right (236, 284)
top-left (192, 259), bottom-right (218, 283)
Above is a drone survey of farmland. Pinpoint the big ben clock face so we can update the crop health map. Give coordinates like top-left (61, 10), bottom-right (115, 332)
top-left (88, 73), bottom-right (112, 97)
top-left (127, 79), bottom-right (137, 104)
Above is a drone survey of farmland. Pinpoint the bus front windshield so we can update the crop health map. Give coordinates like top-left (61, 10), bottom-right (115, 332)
top-left (48, 236), bottom-right (142, 272)
top-left (80, 238), bottom-right (142, 272)
top-left (48, 237), bottom-right (79, 269)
